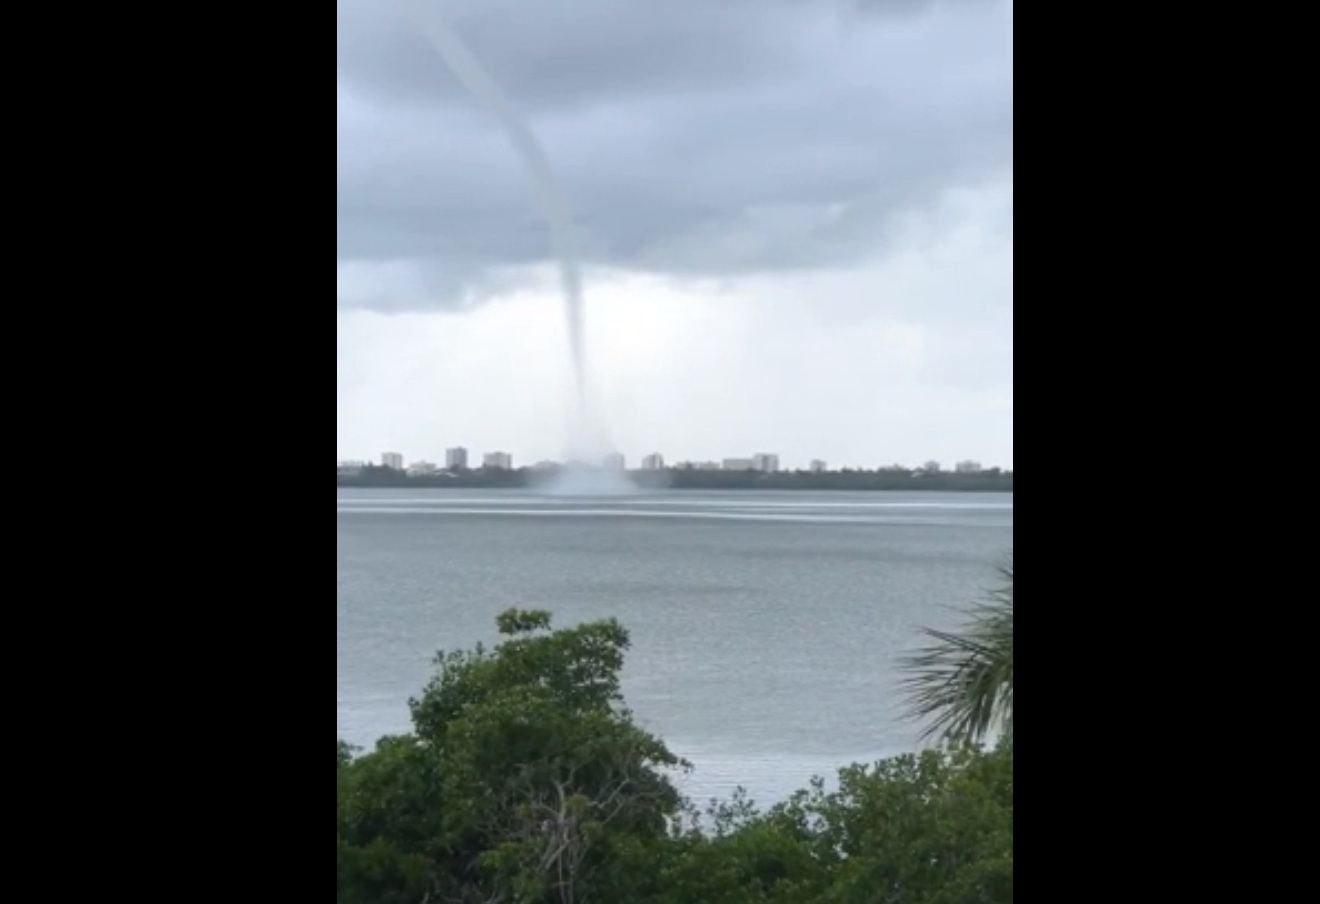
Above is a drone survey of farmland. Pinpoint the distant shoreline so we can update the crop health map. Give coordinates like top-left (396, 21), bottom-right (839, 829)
top-left (337, 468), bottom-right (1012, 493)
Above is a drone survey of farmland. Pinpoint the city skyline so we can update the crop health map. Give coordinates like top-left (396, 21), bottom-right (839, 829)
top-left (338, 448), bottom-right (1006, 474)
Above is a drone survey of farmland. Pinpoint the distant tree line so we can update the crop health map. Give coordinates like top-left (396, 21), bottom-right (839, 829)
top-left (339, 464), bottom-right (524, 489)
top-left (338, 464), bottom-right (1013, 492)
top-left (665, 466), bottom-right (1012, 492)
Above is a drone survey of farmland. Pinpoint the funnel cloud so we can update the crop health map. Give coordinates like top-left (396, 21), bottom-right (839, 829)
top-left (411, 0), bottom-right (622, 480)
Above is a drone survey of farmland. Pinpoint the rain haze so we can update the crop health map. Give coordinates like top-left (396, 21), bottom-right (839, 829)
top-left (337, 0), bottom-right (1013, 468)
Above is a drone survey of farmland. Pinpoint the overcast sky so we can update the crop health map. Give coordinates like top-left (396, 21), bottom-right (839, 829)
top-left (337, 0), bottom-right (1013, 470)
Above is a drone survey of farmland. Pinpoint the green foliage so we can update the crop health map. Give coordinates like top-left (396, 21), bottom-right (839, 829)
top-left (654, 814), bottom-right (829, 904)
top-left (902, 561), bottom-right (1014, 747)
top-left (772, 745), bottom-right (1014, 904)
top-left (337, 604), bottom-right (1014, 903)
top-left (337, 738), bottom-right (434, 903)
top-left (624, 748), bottom-right (1013, 904)
top-left (338, 609), bottom-right (684, 904)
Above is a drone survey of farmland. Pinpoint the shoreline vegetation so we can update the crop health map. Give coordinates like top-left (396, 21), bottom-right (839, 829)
top-left (337, 464), bottom-right (1014, 492)
top-left (337, 565), bottom-right (1014, 903)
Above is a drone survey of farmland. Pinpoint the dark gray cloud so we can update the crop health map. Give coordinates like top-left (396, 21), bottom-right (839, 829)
top-left (337, 0), bottom-right (1013, 311)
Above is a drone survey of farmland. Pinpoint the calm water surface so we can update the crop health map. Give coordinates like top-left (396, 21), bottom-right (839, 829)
top-left (337, 489), bottom-right (1013, 803)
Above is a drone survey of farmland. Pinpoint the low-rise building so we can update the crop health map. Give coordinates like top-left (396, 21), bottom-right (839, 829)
top-left (483, 451), bottom-right (513, 470)
top-left (445, 447), bottom-right (469, 470)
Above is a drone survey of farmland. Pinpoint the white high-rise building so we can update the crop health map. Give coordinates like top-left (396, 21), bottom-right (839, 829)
top-left (753, 453), bottom-right (780, 473)
top-left (641, 453), bottom-right (665, 470)
top-left (809, 459), bottom-right (827, 473)
top-left (483, 451), bottom-right (513, 470)
top-left (955, 460), bottom-right (983, 474)
top-left (381, 451), bottom-right (404, 470)
top-left (446, 447), bottom-right (469, 470)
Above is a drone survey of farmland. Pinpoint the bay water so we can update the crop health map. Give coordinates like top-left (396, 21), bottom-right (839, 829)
top-left (337, 488), bottom-right (1012, 804)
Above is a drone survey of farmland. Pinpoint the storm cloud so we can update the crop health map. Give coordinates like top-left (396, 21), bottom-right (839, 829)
top-left (337, 0), bottom-right (1013, 312)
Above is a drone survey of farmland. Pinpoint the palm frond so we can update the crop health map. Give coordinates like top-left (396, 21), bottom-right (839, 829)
top-left (900, 562), bottom-right (1013, 747)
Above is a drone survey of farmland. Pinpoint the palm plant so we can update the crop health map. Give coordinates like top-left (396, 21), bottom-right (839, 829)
top-left (901, 559), bottom-right (1013, 747)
